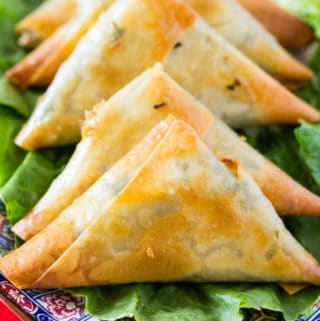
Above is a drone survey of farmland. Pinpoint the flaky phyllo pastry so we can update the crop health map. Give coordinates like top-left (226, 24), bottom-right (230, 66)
top-left (2, 116), bottom-right (320, 288)
top-left (8, 0), bottom-right (113, 89)
top-left (15, 0), bottom-right (320, 150)
top-left (10, 0), bottom-right (312, 89)
top-left (237, 0), bottom-right (315, 51)
top-left (12, 65), bottom-right (320, 242)
top-left (186, 0), bottom-right (312, 88)
top-left (16, 0), bottom-right (77, 49)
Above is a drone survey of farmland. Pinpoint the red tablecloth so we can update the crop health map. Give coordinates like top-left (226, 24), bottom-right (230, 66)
top-left (0, 299), bottom-right (22, 321)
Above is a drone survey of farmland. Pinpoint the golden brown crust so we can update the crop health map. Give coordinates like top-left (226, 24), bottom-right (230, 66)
top-left (1, 116), bottom-right (176, 288)
top-left (16, 0), bottom-right (77, 48)
top-left (238, 0), bottom-right (315, 50)
top-left (259, 163), bottom-right (320, 216)
top-left (13, 64), bottom-right (320, 245)
top-left (187, 0), bottom-right (313, 89)
top-left (0, 219), bottom-right (77, 288)
top-left (164, 18), bottom-right (319, 126)
top-left (280, 283), bottom-right (309, 295)
top-left (204, 119), bottom-right (320, 217)
top-left (15, 0), bottom-right (197, 150)
top-left (15, 0), bottom-right (317, 152)
top-left (12, 64), bottom-right (214, 240)
top-left (28, 120), bottom-right (320, 288)
top-left (3, 119), bottom-right (320, 288)
top-left (15, 114), bottom-right (81, 150)
top-left (220, 158), bottom-right (240, 178)
top-left (272, 61), bottom-right (313, 91)
top-left (7, 32), bottom-right (69, 89)
top-left (8, 1), bottom-right (111, 89)
top-left (242, 65), bottom-right (319, 124)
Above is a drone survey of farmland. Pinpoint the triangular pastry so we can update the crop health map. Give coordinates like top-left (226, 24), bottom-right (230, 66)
top-left (0, 116), bottom-right (176, 288)
top-left (186, 0), bottom-right (313, 88)
top-left (163, 18), bottom-right (318, 126)
top-left (12, 65), bottom-right (214, 240)
top-left (3, 118), bottom-right (320, 288)
top-left (237, 0), bottom-right (314, 51)
top-left (14, 0), bottom-right (195, 148)
top-left (16, 0), bottom-right (77, 49)
top-left (15, 0), bottom-right (320, 150)
top-left (12, 65), bottom-right (320, 242)
top-left (8, 0), bottom-right (113, 89)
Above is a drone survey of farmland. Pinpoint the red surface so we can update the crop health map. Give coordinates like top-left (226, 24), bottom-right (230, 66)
top-left (0, 299), bottom-right (22, 321)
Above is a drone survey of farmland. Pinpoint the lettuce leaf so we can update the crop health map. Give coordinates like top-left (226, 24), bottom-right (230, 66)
top-left (296, 46), bottom-right (320, 110)
top-left (0, 147), bottom-right (73, 225)
top-left (74, 283), bottom-right (320, 321)
top-left (0, 0), bottom-right (52, 222)
top-left (0, 76), bottom-right (35, 117)
top-left (240, 125), bottom-right (320, 194)
top-left (283, 216), bottom-right (320, 262)
top-left (0, 75), bottom-right (41, 188)
top-left (0, 0), bottom-right (43, 117)
top-left (0, 0), bottom-right (42, 187)
top-left (0, 78), bottom-right (42, 189)
top-left (0, 0), bottom-right (42, 70)
top-left (295, 121), bottom-right (320, 187)
top-left (285, 122), bottom-right (320, 263)
top-left (0, 107), bottom-right (25, 187)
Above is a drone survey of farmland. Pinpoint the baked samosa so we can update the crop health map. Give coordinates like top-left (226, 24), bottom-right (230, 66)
top-left (13, 65), bottom-right (320, 242)
top-left (15, 0), bottom-right (320, 150)
top-left (3, 118), bottom-right (320, 288)
top-left (8, 0), bottom-right (113, 89)
top-left (16, 0), bottom-right (77, 49)
top-left (237, 0), bottom-right (314, 51)
top-left (186, 0), bottom-right (313, 88)
top-left (0, 116), bottom-right (177, 289)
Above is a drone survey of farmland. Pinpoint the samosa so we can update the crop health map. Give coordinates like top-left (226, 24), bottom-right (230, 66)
top-left (2, 118), bottom-right (320, 288)
top-left (16, 0), bottom-right (77, 49)
top-left (8, 0), bottom-right (113, 89)
top-left (187, 0), bottom-right (313, 88)
top-left (237, 0), bottom-right (314, 51)
top-left (12, 65), bottom-right (320, 242)
top-left (15, 0), bottom-right (319, 150)
top-left (0, 116), bottom-right (178, 288)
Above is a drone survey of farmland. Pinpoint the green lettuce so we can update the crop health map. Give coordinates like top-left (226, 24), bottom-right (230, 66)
top-left (0, 74), bottom-right (42, 190)
top-left (240, 125), bottom-right (320, 194)
top-left (0, 0), bottom-right (42, 117)
top-left (295, 121), bottom-right (320, 187)
top-left (0, 107), bottom-right (25, 187)
top-left (283, 216), bottom-right (320, 262)
top-left (0, 76), bottom-right (35, 117)
top-left (0, 0), bottom-right (42, 70)
top-left (74, 283), bottom-right (320, 321)
top-left (0, 0), bottom-right (43, 188)
top-left (0, 11), bottom-right (40, 186)
top-left (0, 147), bottom-right (73, 225)
top-left (296, 46), bottom-right (320, 110)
